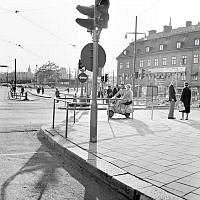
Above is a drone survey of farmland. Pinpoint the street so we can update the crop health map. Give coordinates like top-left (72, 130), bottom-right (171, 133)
top-left (0, 86), bottom-right (129, 200)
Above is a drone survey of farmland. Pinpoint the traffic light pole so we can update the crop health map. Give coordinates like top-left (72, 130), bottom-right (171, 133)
top-left (90, 3), bottom-right (99, 143)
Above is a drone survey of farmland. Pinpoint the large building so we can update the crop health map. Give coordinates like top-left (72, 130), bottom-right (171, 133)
top-left (116, 21), bottom-right (200, 100)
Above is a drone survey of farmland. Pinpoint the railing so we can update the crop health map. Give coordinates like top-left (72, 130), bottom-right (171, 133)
top-left (8, 91), bottom-right (28, 100)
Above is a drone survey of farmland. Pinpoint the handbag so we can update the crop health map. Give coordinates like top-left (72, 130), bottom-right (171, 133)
top-left (177, 101), bottom-right (185, 111)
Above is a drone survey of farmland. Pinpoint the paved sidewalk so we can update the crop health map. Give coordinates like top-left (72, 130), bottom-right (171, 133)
top-left (41, 108), bottom-right (200, 200)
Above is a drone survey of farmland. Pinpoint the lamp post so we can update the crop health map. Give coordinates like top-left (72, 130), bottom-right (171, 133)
top-left (125, 16), bottom-right (146, 98)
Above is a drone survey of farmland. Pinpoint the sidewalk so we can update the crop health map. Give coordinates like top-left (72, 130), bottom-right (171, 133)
top-left (40, 108), bottom-right (200, 200)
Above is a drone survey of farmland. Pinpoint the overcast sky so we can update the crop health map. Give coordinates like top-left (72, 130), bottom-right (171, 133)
top-left (0, 0), bottom-right (200, 74)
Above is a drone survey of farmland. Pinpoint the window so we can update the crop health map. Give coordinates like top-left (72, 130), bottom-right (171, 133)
top-left (193, 54), bottom-right (199, 64)
top-left (139, 60), bottom-right (144, 67)
top-left (147, 59), bottom-right (151, 67)
top-left (191, 74), bottom-right (198, 81)
top-left (145, 46), bottom-right (150, 53)
top-left (176, 42), bottom-right (181, 49)
top-left (125, 62), bottom-right (130, 68)
top-left (162, 57), bottom-right (167, 66)
top-left (181, 73), bottom-right (186, 81)
top-left (159, 44), bottom-right (164, 51)
top-left (119, 63), bottom-right (124, 69)
top-left (171, 56), bottom-right (177, 65)
top-left (154, 58), bottom-right (158, 66)
top-left (182, 55), bottom-right (187, 65)
top-left (194, 39), bottom-right (200, 46)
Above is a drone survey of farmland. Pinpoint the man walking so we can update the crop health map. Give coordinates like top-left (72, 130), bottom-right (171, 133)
top-left (168, 81), bottom-right (176, 119)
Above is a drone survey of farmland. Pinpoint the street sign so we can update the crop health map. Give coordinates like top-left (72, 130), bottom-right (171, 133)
top-left (78, 72), bottom-right (88, 83)
top-left (81, 43), bottom-right (106, 72)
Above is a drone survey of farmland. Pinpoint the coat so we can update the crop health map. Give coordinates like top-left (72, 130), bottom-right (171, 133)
top-left (168, 84), bottom-right (177, 102)
top-left (180, 86), bottom-right (191, 113)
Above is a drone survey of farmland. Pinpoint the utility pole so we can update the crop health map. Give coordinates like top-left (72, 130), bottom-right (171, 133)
top-left (133, 16), bottom-right (137, 97)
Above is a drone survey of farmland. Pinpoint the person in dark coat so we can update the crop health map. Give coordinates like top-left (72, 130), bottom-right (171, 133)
top-left (112, 85), bottom-right (119, 97)
top-left (180, 82), bottom-right (191, 120)
top-left (168, 81), bottom-right (177, 119)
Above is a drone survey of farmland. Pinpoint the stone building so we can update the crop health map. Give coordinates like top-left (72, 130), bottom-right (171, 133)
top-left (116, 21), bottom-right (200, 100)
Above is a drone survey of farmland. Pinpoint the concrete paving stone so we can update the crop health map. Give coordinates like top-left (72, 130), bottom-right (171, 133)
top-left (123, 164), bottom-right (148, 175)
top-left (147, 173), bottom-right (179, 184)
top-left (192, 188), bottom-right (200, 195)
top-left (110, 159), bottom-right (133, 168)
top-left (162, 168), bottom-right (192, 178)
top-left (137, 171), bottom-right (157, 179)
top-left (190, 172), bottom-right (200, 179)
top-left (151, 159), bottom-right (176, 167)
top-left (164, 182), bottom-right (196, 196)
top-left (173, 165), bottom-right (200, 173)
top-left (177, 176), bottom-right (200, 188)
top-left (187, 160), bottom-right (200, 168)
top-left (173, 158), bottom-right (195, 165)
top-left (128, 159), bottom-right (151, 168)
top-left (184, 192), bottom-right (200, 200)
top-left (68, 147), bottom-right (89, 160)
top-left (144, 179), bottom-right (165, 187)
top-left (143, 163), bottom-right (169, 173)
top-left (161, 186), bottom-right (186, 198)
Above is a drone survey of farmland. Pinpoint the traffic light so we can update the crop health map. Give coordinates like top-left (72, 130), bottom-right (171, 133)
top-left (105, 73), bottom-right (108, 82)
top-left (101, 76), bottom-right (104, 82)
top-left (76, 0), bottom-right (110, 30)
top-left (78, 59), bottom-right (84, 70)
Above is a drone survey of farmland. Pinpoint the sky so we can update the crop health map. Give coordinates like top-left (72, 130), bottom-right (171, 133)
top-left (0, 0), bottom-right (200, 75)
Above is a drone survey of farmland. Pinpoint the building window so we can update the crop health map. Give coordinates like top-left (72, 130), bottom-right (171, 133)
top-left (182, 55), bottom-right (187, 65)
top-left (159, 44), bottom-right (164, 51)
top-left (154, 58), bottom-right (158, 66)
top-left (176, 42), bottom-right (181, 49)
top-left (162, 57), bottom-right (167, 66)
top-left (191, 74), bottom-right (198, 81)
top-left (145, 46), bottom-right (150, 53)
top-left (125, 62), bottom-right (130, 68)
top-left (194, 39), bottom-right (200, 46)
top-left (119, 63), bottom-right (123, 69)
top-left (139, 60), bottom-right (144, 67)
top-left (147, 59), bottom-right (151, 67)
top-left (181, 73), bottom-right (186, 81)
top-left (171, 56), bottom-right (177, 65)
top-left (193, 54), bottom-right (199, 64)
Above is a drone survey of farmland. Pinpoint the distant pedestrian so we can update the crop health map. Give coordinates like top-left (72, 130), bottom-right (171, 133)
top-left (21, 86), bottom-right (24, 97)
top-left (41, 86), bottom-right (44, 95)
top-left (106, 85), bottom-right (113, 103)
top-left (168, 81), bottom-right (176, 119)
top-left (67, 87), bottom-right (70, 94)
top-left (55, 88), bottom-right (60, 103)
top-left (180, 82), bottom-right (191, 120)
top-left (112, 84), bottom-right (119, 97)
top-left (37, 87), bottom-right (40, 94)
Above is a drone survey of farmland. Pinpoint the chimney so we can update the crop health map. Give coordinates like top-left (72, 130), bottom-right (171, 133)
top-left (148, 30), bottom-right (157, 36)
top-left (163, 25), bottom-right (172, 33)
top-left (186, 21), bottom-right (192, 27)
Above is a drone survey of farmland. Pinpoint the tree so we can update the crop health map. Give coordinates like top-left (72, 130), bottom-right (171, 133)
top-left (35, 61), bottom-right (60, 85)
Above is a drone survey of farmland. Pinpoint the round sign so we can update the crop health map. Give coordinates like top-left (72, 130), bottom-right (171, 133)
top-left (81, 43), bottom-right (106, 72)
top-left (78, 72), bottom-right (88, 83)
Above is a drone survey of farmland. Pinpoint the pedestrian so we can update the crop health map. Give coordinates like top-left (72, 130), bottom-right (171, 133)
top-left (113, 84), bottom-right (119, 97)
top-left (180, 82), bottom-right (191, 120)
top-left (67, 87), bottom-right (69, 94)
top-left (21, 86), bottom-right (24, 97)
top-left (41, 86), bottom-right (44, 95)
top-left (55, 88), bottom-right (60, 103)
top-left (12, 85), bottom-right (16, 97)
top-left (106, 85), bottom-right (113, 103)
top-left (168, 81), bottom-right (176, 119)
top-left (37, 87), bottom-right (40, 94)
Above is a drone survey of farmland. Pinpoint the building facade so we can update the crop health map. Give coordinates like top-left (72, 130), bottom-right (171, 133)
top-left (116, 21), bottom-right (200, 100)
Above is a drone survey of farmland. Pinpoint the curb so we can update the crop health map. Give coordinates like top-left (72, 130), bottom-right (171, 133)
top-left (39, 127), bottom-right (183, 200)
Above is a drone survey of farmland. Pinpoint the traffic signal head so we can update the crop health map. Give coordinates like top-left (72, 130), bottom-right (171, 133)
top-left (78, 59), bottom-right (84, 70)
top-left (76, 0), bottom-right (110, 30)
top-left (101, 76), bottom-right (104, 82)
top-left (105, 73), bottom-right (108, 82)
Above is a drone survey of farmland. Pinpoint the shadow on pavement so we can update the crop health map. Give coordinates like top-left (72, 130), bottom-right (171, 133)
top-left (176, 119), bottom-right (200, 130)
top-left (1, 132), bottom-right (126, 200)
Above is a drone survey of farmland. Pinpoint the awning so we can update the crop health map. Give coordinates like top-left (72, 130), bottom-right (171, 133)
top-left (147, 67), bottom-right (186, 73)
